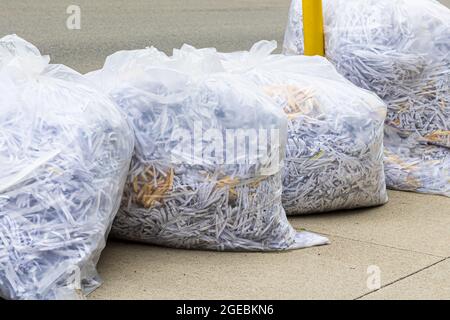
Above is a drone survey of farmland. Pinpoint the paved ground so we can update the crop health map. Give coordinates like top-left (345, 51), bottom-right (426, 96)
top-left (91, 191), bottom-right (450, 300)
top-left (0, 0), bottom-right (293, 73)
top-left (1, 0), bottom-right (449, 300)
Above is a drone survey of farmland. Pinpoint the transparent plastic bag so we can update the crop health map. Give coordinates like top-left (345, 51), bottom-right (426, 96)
top-left (217, 40), bottom-right (388, 214)
top-left (284, 0), bottom-right (450, 197)
top-left (88, 46), bottom-right (329, 250)
top-left (0, 35), bottom-right (134, 299)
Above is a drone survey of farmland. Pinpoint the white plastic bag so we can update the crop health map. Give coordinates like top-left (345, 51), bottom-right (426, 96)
top-left (0, 35), bottom-right (134, 299)
top-left (217, 41), bottom-right (388, 214)
top-left (284, 0), bottom-right (450, 197)
top-left (88, 46), bottom-right (329, 250)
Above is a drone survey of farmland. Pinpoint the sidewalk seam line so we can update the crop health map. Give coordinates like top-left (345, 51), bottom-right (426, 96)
top-left (302, 229), bottom-right (446, 258)
top-left (353, 257), bottom-right (449, 300)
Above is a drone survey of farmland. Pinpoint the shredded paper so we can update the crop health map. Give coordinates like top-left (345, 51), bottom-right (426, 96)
top-left (219, 41), bottom-right (388, 214)
top-left (88, 47), bottom-right (329, 250)
top-left (284, 0), bottom-right (450, 197)
top-left (0, 35), bottom-right (134, 299)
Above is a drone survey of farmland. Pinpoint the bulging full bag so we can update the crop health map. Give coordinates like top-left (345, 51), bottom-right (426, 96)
top-left (216, 41), bottom-right (388, 214)
top-left (0, 35), bottom-right (134, 299)
top-left (88, 46), bottom-right (329, 250)
top-left (284, 0), bottom-right (450, 197)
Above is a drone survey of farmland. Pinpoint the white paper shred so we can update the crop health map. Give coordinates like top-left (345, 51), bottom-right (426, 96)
top-left (87, 46), bottom-right (329, 250)
top-left (0, 35), bottom-right (134, 299)
top-left (284, 0), bottom-right (450, 197)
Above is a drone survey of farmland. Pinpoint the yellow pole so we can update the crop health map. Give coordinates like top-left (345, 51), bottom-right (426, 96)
top-left (302, 0), bottom-right (325, 56)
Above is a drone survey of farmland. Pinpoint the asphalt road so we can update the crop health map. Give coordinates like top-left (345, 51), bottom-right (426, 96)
top-left (0, 0), bottom-right (292, 73)
top-left (1, 0), bottom-right (449, 73)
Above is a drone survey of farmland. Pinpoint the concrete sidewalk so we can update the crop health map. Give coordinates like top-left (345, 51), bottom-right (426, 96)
top-left (91, 191), bottom-right (450, 300)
